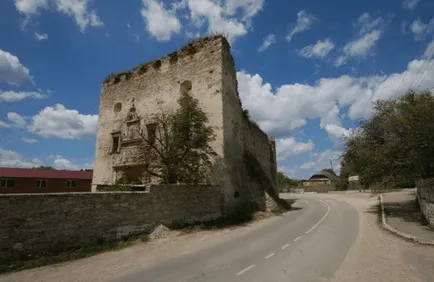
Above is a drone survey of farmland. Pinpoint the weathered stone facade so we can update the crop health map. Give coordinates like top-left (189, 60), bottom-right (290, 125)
top-left (417, 178), bottom-right (434, 227)
top-left (0, 185), bottom-right (221, 272)
top-left (92, 35), bottom-right (277, 213)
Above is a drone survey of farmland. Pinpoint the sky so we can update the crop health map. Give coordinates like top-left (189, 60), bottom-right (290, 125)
top-left (0, 0), bottom-right (433, 179)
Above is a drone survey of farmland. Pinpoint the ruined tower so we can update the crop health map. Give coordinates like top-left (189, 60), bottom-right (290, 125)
top-left (92, 35), bottom-right (277, 213)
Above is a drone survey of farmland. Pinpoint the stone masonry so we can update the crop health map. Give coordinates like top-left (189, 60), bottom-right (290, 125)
top-left (417, 178), bottom-right (434, 227)
top-left (92, 35), bottom-right (278, 214)
top-left (0, 185), bottom-right (221, 272)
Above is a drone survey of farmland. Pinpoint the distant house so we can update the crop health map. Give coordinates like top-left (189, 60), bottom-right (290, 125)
top-left (303, 169), bottom-right (337, 192)
top-left (0, 168), bottom-right (92, 194)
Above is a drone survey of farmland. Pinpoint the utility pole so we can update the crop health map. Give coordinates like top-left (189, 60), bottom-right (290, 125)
top-left (330, 159), bottom-right (334, 172)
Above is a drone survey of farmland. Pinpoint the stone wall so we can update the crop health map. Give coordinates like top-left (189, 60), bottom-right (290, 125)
top-left (220, 36), bottom-right (278, 213)
top-left (416, 178), bottom-right (434, 227)
top-left (93, 36), bottom-right (225, 189)
top-left (0, 185), bottom-right (221, 271)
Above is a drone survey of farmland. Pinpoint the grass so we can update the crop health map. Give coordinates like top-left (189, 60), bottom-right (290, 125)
top-left (2, 234), bottom-right (148, 274)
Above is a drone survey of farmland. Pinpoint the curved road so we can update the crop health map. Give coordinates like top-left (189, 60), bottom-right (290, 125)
top-left (113, 197), bottom-right (359, 282)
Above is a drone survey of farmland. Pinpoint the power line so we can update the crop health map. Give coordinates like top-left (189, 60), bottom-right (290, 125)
top-left (394, 40), bottom-right (423, 97)
top-left (417, 60), bottom-right (434, 90)
top-left (411, 42), bottom-right (434, 90)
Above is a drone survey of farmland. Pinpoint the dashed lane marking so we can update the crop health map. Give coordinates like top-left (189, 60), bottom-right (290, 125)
top-left (281, 244), bottom-right (289, 250)
top-left (294, 236), bottom-right (302, 242)
top-left (237, 265), bottom-right (255, 276)
top-left (265, 253), bottom-right (275, 259)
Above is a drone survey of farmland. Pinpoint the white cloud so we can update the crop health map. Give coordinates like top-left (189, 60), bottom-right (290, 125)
top-left (224, 0), bottom-right (264, 24)
top-left (0, 148), bottom-right (43, 168)
top-left (34, 32), bottom-right (48, 40)
top-left (335, 13), bottom-right (385, 66)
top-left (141, 0), bottom-right (182, 41)
top-left (7, 112), bottom-right (27, 127)
top-left (14, 0), bottom-right (103, 32)
top-left (53, 155), bottom-right (78, 170)
top-left (188, 0), bottom-right (248, 42)
top-left (0, 49), bottom-right (33, 86)
top-left (276, 138), bottom-right (314, 160)
top-left (0, 120), bottom-right (11, 128)
top-left (171, 0), bottom-right (188, 12)
top-left (299, 38), bottom-right (335, 59)
top-left (0, 148), bottom-right (92, 169)
top-left (22, 137), bottom-right (38, 144)
top-left (0, 90), bottom-right (46, 102)
top-left (410, 17), bottom-right (434, 41)
top-left (28, 104), bottom-right (98, 139)
top-left (402, 0), bottom-right (420, 10)
top-left (14, 0), bottom-right (48, 14)
top-left (52, 155), bottom-right (93, 170)
top-left (343, 29), bottom-right (381, 57)
top-left (286, 10), bottom-right (315, 42)
top-left (298, 149), bottom-right (342, 176)
top-left (424, 40), bottom-right (434, 58)
top-left (324, 124), bottom-right (352, 140)
top-left (237, 56), bottom-right (434, 141)
top-left (258, 34), bottom-right (276, 52)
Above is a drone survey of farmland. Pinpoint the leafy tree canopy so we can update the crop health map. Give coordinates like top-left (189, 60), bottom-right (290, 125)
top-left (341, 90), bottom-right (434, 186)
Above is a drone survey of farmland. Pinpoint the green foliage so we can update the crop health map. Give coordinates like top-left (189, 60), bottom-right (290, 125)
top-left (341, 90), bottom-right (434, 186)
top-left (334, 178), bottom-right (348, 191)
top-left (276, 171), bottom-right (300, 191)
top-left (141, 92), bottom-right (216, 184)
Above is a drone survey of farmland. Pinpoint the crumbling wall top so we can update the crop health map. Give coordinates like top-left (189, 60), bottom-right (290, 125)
top-left (102, 35), bottom-right (230, 86)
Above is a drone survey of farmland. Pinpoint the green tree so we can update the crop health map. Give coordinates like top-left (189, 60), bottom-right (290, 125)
top-left (140, 90), bottom-right (216, 184)
top-left (341, 90), bottom-right (434, 187)
top-left (276, 171), bottom-right (301, 191)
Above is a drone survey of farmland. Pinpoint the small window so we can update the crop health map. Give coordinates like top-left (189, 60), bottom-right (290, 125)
top-left (66, 180), bottom-right (77, 188)
top-left (0, 179), bottom-right (14, 188)
top-left (234, 191), bottom-right (240, 198)
top-left (112, 134), bottom-right (120, 153)
top-left (114, 102), bottom-right (122, 113)
top-left (36, 179), bottom-right (47, 188)
top-left (146, 123), bottom-right (157, 145)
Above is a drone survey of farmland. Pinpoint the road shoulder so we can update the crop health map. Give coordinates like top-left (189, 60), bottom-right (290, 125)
top-left (379, 190), bottom-right (434, 245)
top-left (327, 193), bottom-right (434, 282)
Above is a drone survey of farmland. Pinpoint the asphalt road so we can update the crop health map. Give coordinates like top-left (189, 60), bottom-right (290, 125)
top-left (112, 197), bottom-right (359, 282)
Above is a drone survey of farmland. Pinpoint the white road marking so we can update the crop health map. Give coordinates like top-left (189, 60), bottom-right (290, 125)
top-left (237, 265), bottom-right (255, 276)
top-left (294, 236), bottom-right (302, 242)
top-left (281, 244), bottom-right (289, 250)
top-left (305, 200), bottom-right (331, 234)
top-left (265, 253), bottom-right (275, 259)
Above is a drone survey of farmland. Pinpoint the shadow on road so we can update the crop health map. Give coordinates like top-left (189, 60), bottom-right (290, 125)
top-left (181, 198), bottom-right (301, 232)
top-left (383, 198), bottom-right (430, 227)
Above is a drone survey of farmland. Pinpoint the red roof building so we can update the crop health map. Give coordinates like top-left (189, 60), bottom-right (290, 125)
top-left (0, 167), bottom-right (93, 194)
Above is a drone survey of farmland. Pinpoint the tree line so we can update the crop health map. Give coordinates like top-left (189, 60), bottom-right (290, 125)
top-left (340, 90), bottom-right (434, 189)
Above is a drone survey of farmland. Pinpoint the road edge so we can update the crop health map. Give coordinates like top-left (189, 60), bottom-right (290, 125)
top-left (378, 194), bottom-right (434, 246)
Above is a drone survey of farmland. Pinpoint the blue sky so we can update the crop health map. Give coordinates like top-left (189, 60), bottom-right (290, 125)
top-left (0, 0), bottom-right (433, 179)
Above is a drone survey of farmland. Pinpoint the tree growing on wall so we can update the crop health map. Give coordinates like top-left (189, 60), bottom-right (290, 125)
top-left (139, 81), bottom-right (217, 184)
top-left (341, 90), bottom-right (434, 187)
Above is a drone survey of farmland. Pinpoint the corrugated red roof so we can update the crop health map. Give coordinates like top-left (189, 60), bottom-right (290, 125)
top-left (0, 168), bottom-right (93, 179)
